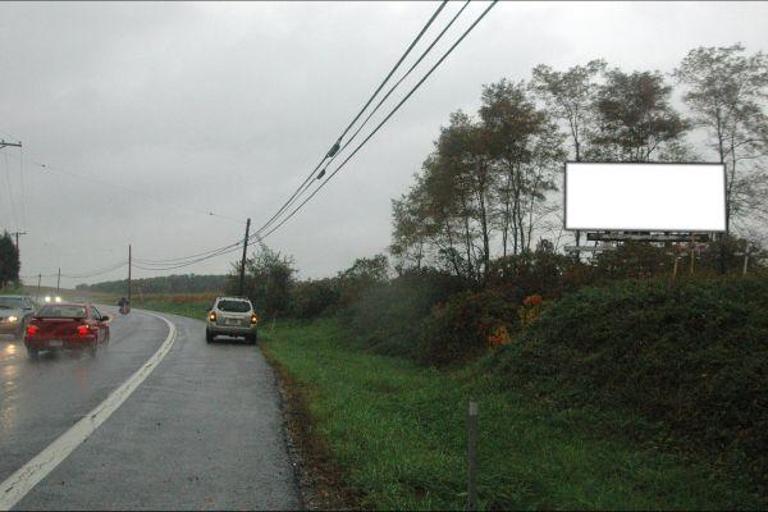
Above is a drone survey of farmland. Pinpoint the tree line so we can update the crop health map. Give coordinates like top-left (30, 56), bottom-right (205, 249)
top-left (77, 273), bottom-right (228, 295)
top-left (390, 44), bottom-right (768, 283)
top-left (0, 231), bottom-right (20, 290)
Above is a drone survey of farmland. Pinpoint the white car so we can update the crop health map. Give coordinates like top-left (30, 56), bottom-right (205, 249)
top-left (0, 295), bottom-right (38, 339)
top-left (205, 296), bottom-right (259, 344)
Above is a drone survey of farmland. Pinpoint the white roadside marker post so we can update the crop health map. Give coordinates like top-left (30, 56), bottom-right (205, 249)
top-left (467, 400), bottom-right (478, 511)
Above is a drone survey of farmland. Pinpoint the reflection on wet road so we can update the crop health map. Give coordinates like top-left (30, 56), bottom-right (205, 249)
top-left (0, 307), bottom-right (167, 486)
top-left (1, 309), bottom-right (299, 510)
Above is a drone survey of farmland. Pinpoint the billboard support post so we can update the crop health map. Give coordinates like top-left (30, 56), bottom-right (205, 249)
top-left (689, 233), bottom-right (696, 276)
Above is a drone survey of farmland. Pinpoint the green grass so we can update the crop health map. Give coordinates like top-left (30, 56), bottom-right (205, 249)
top-left (132, 293), bottom-right (216, 320)
top-left (264, 318), bottom-right (761, 510)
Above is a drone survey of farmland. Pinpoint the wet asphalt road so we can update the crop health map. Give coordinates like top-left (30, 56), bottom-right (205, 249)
top-left (0, 308), bottom-right (299, 510)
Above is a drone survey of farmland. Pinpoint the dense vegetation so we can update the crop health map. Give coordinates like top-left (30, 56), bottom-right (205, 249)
top-left (485, 277), bottom-right (768, 496)
top-left (263, 319), bottom-right (761, 509)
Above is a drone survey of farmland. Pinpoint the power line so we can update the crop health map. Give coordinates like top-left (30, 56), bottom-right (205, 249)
top-left (115, 1), bottom-right (494, 273)
top-left (11, 2), bottom-right (495, 278)
top-left (250, 0), bottom-right (449, 240)
top-left (19, 147), bottom-right (28, 230)
top-left (257, 1), bottom-right (498, 243)
top-left (2, 150), bottom-right (19, 230)
top-left (22, 260), bottom-right (129, 281)
top-left (4, 149), bottom-right (243, 225)
top-left (256, 0), bottom-right (471, 243)
top-left (128, 1), bottom-right (452, 271)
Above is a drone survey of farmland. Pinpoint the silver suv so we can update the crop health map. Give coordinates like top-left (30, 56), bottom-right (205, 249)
top-left (0, 295), bottom-right (38, 339)
top-left (206, 296), bottom-right (259, 344)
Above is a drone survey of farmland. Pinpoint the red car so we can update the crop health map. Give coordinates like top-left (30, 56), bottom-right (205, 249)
top-left (25, 302), bottom-right (111, 358)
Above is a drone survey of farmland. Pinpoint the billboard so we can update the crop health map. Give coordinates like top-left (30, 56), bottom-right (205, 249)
top-left (564, 162), bottom-right (726, 232)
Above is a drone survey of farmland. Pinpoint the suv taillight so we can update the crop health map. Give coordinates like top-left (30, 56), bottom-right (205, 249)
top-left (26, 324), bottom-right (39, 337)
top-left (77, 324), bottom-right (91, 336)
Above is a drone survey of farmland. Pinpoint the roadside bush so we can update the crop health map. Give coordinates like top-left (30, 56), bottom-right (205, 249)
top-left (418, 288), bottom-right (520, 366)
top-left (488, 249), bottom-right (582, 298)
top-left (341, 268), bottom-right (468, 357)
top-left (291, 278), bottom-right (340, 319)
top-left (490, 276), bottom-right (768, 494)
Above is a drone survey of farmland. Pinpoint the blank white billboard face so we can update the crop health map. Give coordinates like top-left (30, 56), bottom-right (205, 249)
top-left (565, 163), bottom-right (726, 232)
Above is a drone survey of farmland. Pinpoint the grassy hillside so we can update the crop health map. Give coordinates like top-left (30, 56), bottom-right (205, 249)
top-left (263, 318), bottom-right (761, 510)
top-left (485, 277), bottom-right (768, 497)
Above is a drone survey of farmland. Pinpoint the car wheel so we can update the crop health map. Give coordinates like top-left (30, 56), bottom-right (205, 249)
top-left (206, 330), bottom-right (215, 344)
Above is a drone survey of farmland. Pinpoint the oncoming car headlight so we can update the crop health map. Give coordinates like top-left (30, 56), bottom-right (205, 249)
top-left (7, 316), bottom-right (18, 323)
top-left (44, 296), bottom-right (52, 303)
top-left (54, 296), bottom-right (62, 303)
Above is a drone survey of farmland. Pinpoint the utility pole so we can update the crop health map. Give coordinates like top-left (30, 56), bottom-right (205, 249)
top-left (56, 268), bottom-right (61, 294)
top-left (36, 274), bottom-right (41, 302)
top-left (239, 218), bottom-right (251, 297)
top-left (10, 231), bottom-right (27, 249)
top-left (128, 244), bottom-right (132, 305)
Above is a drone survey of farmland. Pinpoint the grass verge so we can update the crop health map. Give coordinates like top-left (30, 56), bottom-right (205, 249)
top-left (134, 293), bottom-right (215, 320)
top-left (264, 317), bottom-right (762, 510)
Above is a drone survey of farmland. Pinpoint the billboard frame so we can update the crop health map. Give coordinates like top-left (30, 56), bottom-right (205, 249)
top-left (563, 161), bottom-right (728, 233)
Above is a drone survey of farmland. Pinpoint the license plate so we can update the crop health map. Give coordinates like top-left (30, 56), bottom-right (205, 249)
top-left (226, 319), bottom-right (239, 326)
top-left (49, 340), bottom-right (63, 347)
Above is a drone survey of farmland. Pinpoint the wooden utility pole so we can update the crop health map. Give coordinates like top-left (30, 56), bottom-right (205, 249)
top-left (36, 274), bottom-right (41, 302)
top-left (239, 218), bottom-right (251, 297)
top-left (128, 244), bottom-right (132, 305)
top-left (10, 231), bottom-right (27, 248)
top-left (56, 268), bottom-right (61, 294)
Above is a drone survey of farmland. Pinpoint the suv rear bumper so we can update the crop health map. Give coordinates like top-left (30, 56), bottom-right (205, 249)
top-left (207, 324), bottom-right (257, 336)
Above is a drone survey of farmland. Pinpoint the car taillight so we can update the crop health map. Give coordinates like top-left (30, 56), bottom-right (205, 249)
top-left (26, 325), bottom-right (39, 336)
top-left (77, 325), bottom-right (91, 336)
top-left (250, 313), bottom-right (258, 325)
top-left (209, 312), bottom-right (217, 322)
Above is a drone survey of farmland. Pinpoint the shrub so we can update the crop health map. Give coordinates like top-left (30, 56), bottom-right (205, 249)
top-left (418, 288), bottom-right (520, 366)
top-left (341, 268), bottom-right (468, 357)
top-left (291, 278), bottom-right (341, 319)
top-left (491, 276), bottom-right (768, 494)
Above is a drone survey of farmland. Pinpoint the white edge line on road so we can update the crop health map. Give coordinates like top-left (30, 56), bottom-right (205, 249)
top-left (0, 311), bottom-right (178, 511)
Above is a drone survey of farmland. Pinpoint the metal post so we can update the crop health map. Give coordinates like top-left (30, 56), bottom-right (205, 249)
top-left (36, 274), bottom-right (41, 302)
top-left (743, 253), bottom-right (749, 276)
top-left (239, 218), bottom-right (251, 297)
top-left (56, 268), bottom-right (61, 294)
top-left (467, 400), bottom-right (478, 511)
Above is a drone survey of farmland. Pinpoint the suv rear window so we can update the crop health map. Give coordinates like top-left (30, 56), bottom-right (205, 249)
top-left (217, 300), bottom-right (251, 313)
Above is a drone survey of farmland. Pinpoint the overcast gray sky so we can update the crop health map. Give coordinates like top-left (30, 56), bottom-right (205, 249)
top-left (1, 1), bottom-right (767, 286)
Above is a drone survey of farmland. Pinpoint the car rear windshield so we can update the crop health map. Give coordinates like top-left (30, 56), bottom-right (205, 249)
top-left (217, 300), bottom-right (251, 313)
top-left (0, 297), bottom-right (23, 309)
top-left (37, 305), bottom-right (87, 318)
